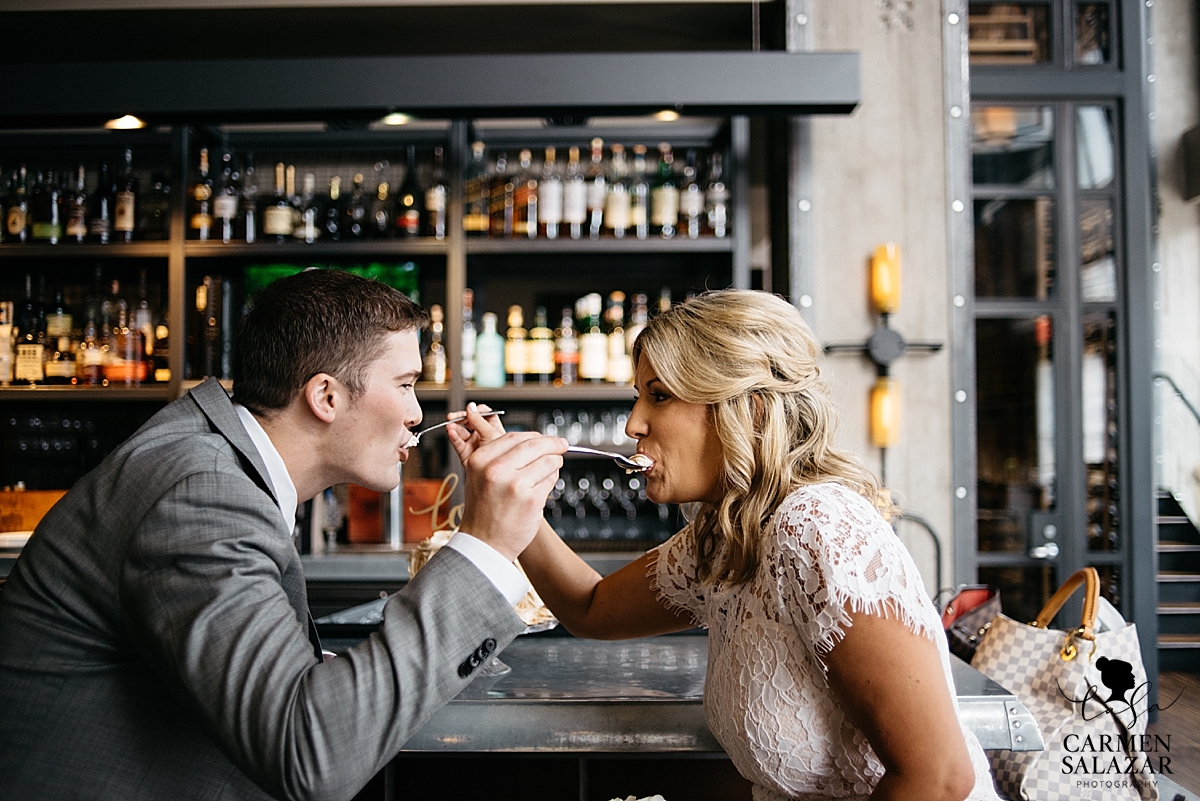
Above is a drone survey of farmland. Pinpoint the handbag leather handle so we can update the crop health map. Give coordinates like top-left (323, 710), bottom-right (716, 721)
top-left (1033, 567), bottom-right (1099, 639)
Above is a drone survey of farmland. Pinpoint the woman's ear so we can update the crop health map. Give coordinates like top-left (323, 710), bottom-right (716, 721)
top-left (304, 373), bottom-right (340, 424)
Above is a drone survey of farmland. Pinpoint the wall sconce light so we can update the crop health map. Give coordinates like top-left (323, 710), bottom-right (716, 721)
top-left (104, 115), bottom-right (146, 130)
top-left (823, 243), bottom-right (943, 480)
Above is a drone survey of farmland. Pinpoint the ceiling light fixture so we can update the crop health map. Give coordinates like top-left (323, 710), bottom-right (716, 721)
top-left (381, 113), bottom-right (412, 126)
top-left (653, 110), bottom-right (680, 122)
top-left (104, 115), bottom-right (146, 130)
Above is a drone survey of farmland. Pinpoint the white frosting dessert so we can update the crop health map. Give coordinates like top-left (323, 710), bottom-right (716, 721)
top-left (625, 453), bottom-right (654, 473)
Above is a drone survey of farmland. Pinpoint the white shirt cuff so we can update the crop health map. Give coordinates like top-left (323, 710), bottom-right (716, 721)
top-left (444, 532), bottom-right (531, 606)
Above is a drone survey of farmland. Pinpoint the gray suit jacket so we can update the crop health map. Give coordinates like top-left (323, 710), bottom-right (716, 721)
top-left (0, 378), bottom-right (525, 801)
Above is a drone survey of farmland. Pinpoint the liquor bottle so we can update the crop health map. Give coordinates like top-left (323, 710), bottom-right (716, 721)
top-left (513, 149), bottom-right (537, 239)
top-left (650, 143), bottom-right (679, 239)
top-left (630, 145), bottom-right (650, 240)
top-left (190, 148), bottom-right (213, 241)
top-left (139, 171), bottom-right (171, 241)
top-left (213, 149), bottom-right (241, 244)
top-left (585, 138), bottom-right (607, 239)
top-left (76, 314), bottom-right (105, 386)
top-left (422, 304), bottom-right (448, 384)
top-left (680, 149), bottom-right (704, 240)
top-left (262, 162), bottom-right (294, 243)
top-left (132, 269), bottom-right (156, 379)
top-left (44, 281), bottom-right (73, 346)
top-left (553, 306), bottom-right (579, 386)
top-left (626, 292), bottom-right (649, 352)
top-left (43, 334), bottom-right (75, 385)
top-left (5, 166), bottom-right (29, 243)
top-left (425, 145), bottom-right (448, 239)
top-left (0, 301), bottom-right (13, 384)
top-left (562, 145), bottom-right (587, 240)
top-left (286, 165), bottom-right (300, 233)
top-left (489, 152), bottom-right (514, 238)
top-left (461, 288), bottom-right (477, 385)
top-left (30, 171), bottom-right (63, 244)
top-left (369, 177), bottom-right (392, 239)
top-left (474, 311), bottom-right (505, 388)
top-left (88, 162), bottom-right (113, 244)
top-left (241, 151), bottom-right (258, 244)
top-left (152, 306), bottom-right (171, 383)
top-left (65, 164), bottom-right (88, 243)
top-left (463, 141), bottom-right (491, 237)
top-left (605, 291), bottom-right (632, 384)
top-left (603, 144), bottom-right (630, 239)
top-left (528, 305), bottom-right (556, 385)
top-left (13, 274), bottom-right (45, 385)
top-left (105, 302), bottom-right (146, 385)
top-left (0, 169), bottom-right (7, 245)
top-left (705, 151), bottom-right (730, 238)
top-left (113, 148), bottom-right (138, 243)
top-left (343, 173), bottom-right (367, 239)
top-left (395, 146), bottom-right (424, 237)
top-left (322, 176), bottom-right (342, 241)
top-left (577, 293), bottom-right (608, 382)
top-left (505, 304), bottom-right (527, 386)
top-left (537, 147), bottom-right (563, 240)
top-left (293, 173), bottom-right (319, 243)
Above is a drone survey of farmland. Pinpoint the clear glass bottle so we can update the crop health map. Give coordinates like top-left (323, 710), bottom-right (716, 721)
top-left (132, 269), bottom-right (156, 380)
top-left (6, 166), bottom-right (29, 243)
top-left (293, 173), bottom-right (319, 243)
top-left (343, 172), bottom-right (367, 239)
top-left (322, 176), bottom-right (342, 241)
top-left (605, 290), bottom-right (632, 384)
top-left (554, 306), bottom-right (579, 386)
top-left (630, 145), bottom-right (650, 240)
top-left (489, 152), bottom-right (513, 238)
top-left (679, 149), bottom-right (704, 240)
top-left (650, 142), bottom-right (679, 239)
top-left (537, 146), bottom-right (563, 240)
top-left (88, 162), bottom-right (112, 244)
top-left (425, 145), bottom-right (448, 239)
top-left (395, 146), bottom-right (424, 237)
top-left (585, 138), bottom-right (607, 239)
top-left (13, 274), bottom-right (45, 385)
top-left (369, 177), bottom-right (392, 239)
top-left (0, 301), bottom-right (13, 385)
top-left (704, 151), bottom-right (730, 238)
top-left (505, 304), bottom-right (527, 385)
top-left (562, 145), bottom-right (587, 240)
top-left (474, 311), bottom-right (506, 388)
top-left (528, 305), bottom-right (556, 385)
top-left (64, 164), bottom-right (88, 243)
top-left (577, 293), bottom-right (608, 382)
top-left (213, 149), bottom-right (241, 244)
top-left (626, 291), bottom-right (649, 353)
top-left (422, 304), bottom-right (447, 384)
top-left (262, 163), bottom-right (294, 243)
top-left (463, 141), bottom-right (490, 237)
top-left (461, 288), bottom-right (477, 385)
top-left (240, 151), bottom-right (258, 244)
top-left (75, 314), bottom-right (105, 386)
top-left (190, 147), bottom-right (213, 241)
top-left (513, 148), bottom-right (537, 239)
top-left (30, 170), bottom-right (62, 244)
top-left (603, 144), bottom-right (630, 239)
top-left (113, 148), bottom-right (138, 243)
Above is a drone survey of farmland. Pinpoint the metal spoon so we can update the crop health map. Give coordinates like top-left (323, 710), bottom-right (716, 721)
top-left (408, 410), bottom-right (505, 446)
top-left (566, 445), bottom-right (653, 473)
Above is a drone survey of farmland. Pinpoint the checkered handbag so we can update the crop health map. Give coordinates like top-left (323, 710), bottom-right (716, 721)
top-left (972, 568), bottom-right (1159, 801)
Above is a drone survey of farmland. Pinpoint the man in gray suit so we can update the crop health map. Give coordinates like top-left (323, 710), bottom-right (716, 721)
top-left (0, 269), bottom-right (568, 800)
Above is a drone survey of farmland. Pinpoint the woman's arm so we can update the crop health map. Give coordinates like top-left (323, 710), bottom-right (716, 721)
top-left (823, 611), bottom-right (977, 801)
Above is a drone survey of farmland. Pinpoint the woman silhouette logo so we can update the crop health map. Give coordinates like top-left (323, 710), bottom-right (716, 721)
top-left (1095, 656), bottom-right (1136, 704)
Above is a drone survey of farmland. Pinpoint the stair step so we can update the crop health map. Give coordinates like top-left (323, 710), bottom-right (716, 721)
top-left (1157, 515), bottom-right (1194, 526)
top-left (1158, 571), bottom-right (1200, 582)
top-left (1158, 541), bottom-right (1200, 552)
top-left (1158, 601), bottom-right (1200, 614)
top-left (1158, 633), bottom-right (1200, 648)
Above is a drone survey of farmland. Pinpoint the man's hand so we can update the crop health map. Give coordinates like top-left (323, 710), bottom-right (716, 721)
top-left (449, 404), bottom-right (567, 562)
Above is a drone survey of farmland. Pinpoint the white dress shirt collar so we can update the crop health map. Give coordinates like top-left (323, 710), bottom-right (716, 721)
top-left (233, 403), bottom-right (298, 537)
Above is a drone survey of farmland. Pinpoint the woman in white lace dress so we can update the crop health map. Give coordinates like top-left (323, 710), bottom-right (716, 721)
top-left (450, 289), bottom-right (999, 801)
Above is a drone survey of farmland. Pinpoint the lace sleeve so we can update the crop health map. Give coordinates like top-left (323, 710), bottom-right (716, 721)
top-left (774, 484), bottom-right (940, 671)
top-left (649, 525), bottom-right (706, 626)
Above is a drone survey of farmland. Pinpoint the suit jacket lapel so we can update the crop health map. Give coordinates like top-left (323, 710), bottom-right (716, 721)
top-left (188, 377), bottom-right (280, 508)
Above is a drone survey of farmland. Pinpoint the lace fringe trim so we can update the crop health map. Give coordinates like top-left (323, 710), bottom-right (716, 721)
top-left (647, 547), bottom-right (708, 629)
top-left (808, 591), bottom-right (940, 675)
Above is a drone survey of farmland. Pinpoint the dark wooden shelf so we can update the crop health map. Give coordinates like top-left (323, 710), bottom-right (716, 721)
top-left (462, 383), bottom-right (636, 403)
top-left (0, 384), bottom-right (174, 401)
top-left (0, 242), bottom-right (171, 259)
top-left (184, 239), bottom-right (448, 259)
top-left (465, 235), bottom-right (731, 255)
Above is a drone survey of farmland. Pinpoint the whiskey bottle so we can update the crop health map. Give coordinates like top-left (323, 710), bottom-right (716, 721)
top-left (603, 144), bottom-right (630, 239)
top-left (650, 143), bottom-right (679, 239)
top-left (463, 141), bottom-right (490, 237)
top-left (489, 152), bottom-right (514, 238)
top-left (537, 147), bottom-right (563, 240)
top-left (585, 138), bottom-right (607, 239)
top-left (237, 151), bottom-right (257, 244)
top-left (577, 293), bottom-right (608, 382)
top-left (5, 166), bottom-right (29, 243)
top-left (704, 152), bottom-right (730, 238)
top-left (322, 176), bottom-right (342, 240)
top-left (105, 303), bottom-right (146, 385)
top-left (30, 171), bottom-right (63, 244)
top-left (512, 149), bottom-right (537, 239)
top-left (630, 145), bottom-right (650, 240)
top-left (213, 149), bottom-right (241, 244)
top-left (64, 164), bottom-right (88, 243)
top-left (369, 177), bottom-right (392, 239)
top-left (505, 304), bottom-right (527, 385)
top-left (0, 301), bottom-right (12, 384)
top-left (422, 304), bottom-right (448, 384)
top-left (262, 163), bottom-right (294, 243)
top-left (76, 314), bottom-right (105, 386)
top-left (113, 148), bottom-right (138, 243)
top-left (88, 163), bottom-right (113, 244)
top-left (132, 269), bottom-right (156, 379)
top-left (190, 148), bottom-right (213, 241)
top-left (395, 146), bottom-right (423, 237)
top-left (528, 305), bottom-right (556, 385)
top-left (13, 274), bottom-right (45, 385)
top-left (474, 311), bottom-right (506, 388)
top-left (425, 145), bottom-right (448, 239)
top-left (562, 145), bottom-right (587, 240)
top-left (679, 149), bottom-right (704, 240)
top-left (553, 306), bottom-right (579, 386)
top-left (605, 291), bottom-right (632, 384)
top-left (461, 288), bottom-right (477, 385)
top-left (139, 171), bottom-right (171, 241)
top-left (293, 173), bottom-right (319, 243)
top-left (344, 173), bottom-right (368, 239)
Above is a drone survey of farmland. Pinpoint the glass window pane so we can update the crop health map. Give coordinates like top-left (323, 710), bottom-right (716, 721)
top-left (1080, 198), bottom-right (1117, 302)
top-left (1077, 106), bottom-right (1115, 189)
top-left (976, 316), bottom-right (1056, 553)
top-left (972, 105), bottom-right (1055, 188)
top-left (969, 3), bottom-right (1051, 65)
top-left (975, 197), bottom-right (1056, 298)
top-left (978, 565), bottom-right (1058, 625)
top-left (1084, 312), bottom-right (1120, 551)
top-left (1076, 3), bottom-right (1112, 65)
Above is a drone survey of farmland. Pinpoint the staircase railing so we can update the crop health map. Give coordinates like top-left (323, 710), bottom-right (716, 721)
top-left (1153, 367), bottom-right (1200, 524)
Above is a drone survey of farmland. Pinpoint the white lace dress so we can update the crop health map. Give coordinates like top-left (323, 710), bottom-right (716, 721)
top-left (651, 482), bottom-right (999, 801)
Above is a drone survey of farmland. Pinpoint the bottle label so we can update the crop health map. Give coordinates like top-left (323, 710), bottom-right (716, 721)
top-left (538, 181), bottom-right (563, 224)
top-left (45, 313), bottom-right (73, 339)
top-left (586, 178), bottom-right (607, 211)
top-left (425, 186), bottom-right (447, 214)
top-left (14, 343), bottom-right (45, 382)
top-left (213, 195), bottom-right (239, 220)
top-left (114, 192), bottom-right (136, 232)
top-left (66, 209), bottom-right (88, 238)
top-left (528, 338), bottom-right (556, 375)
top-left (399, 209), bottom-right (421, 234)
top-left (562, 182), bottom-right (587, 224)
top-left (31, 222), bottom-right (62, 241)
top-left (263, 206), bottom-right (292, 236)
top-left (191, 212), bottom-right (213, 231)
top-left (45, 359), bottom-right (76, 379)
top-left (6, 207), bottom-right (26, 236)
top-left (81, 346), bottom-right (106, 368)
top-left (604, 191), bottom-right (631, 231)
top-left (578, 333), bottom-right (608, 380)
top-left (651, 187), bottom-right (680, 226)
top-left (681, 187), bottom-right (704, 217)
top-left (505, 339), bottom-right (528, 375)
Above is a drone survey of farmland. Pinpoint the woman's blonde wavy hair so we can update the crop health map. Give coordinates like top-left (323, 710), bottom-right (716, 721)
top-left (632, 289), bottom-right (888, 586)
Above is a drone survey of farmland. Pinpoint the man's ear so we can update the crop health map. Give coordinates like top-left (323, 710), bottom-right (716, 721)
top-left (304, 373), bottom-right (340, 424)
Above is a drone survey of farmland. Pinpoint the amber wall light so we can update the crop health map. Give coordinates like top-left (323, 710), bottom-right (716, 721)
top-left (869, 376), bottom-right (899, 448)
top-left (870, 243), bottom-right (901, 314)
